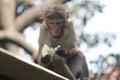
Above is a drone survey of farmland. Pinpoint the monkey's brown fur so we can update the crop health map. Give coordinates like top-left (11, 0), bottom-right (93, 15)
top-left (38, 4), bottom-right (89, 80)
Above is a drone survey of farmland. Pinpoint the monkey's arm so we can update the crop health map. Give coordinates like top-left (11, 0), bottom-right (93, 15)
top-left (38, 23), bottom-right (52, 67)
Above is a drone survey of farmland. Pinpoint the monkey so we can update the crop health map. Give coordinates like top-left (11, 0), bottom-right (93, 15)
top-left (38, 4), bottom-right (89, 80)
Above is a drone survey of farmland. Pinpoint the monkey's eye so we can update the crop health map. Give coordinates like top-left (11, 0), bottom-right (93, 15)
top-left (47, 22), bottom-right (53, 24)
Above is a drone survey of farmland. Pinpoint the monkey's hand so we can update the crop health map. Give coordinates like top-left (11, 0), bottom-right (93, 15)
top-left (41, 44), bottom-right (55, 57)
top-left (41, 55), bottom-right (52, 64)
top-left (41, 44), bottom-right (54, 64)
top-left (41, 44), bottom-right (61, 64)
top-left (56, 48), bottom-right (68, 57)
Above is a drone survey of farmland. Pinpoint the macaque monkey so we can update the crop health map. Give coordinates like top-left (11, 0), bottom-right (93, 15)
top-left (38, 4), bottom-right (89, 80)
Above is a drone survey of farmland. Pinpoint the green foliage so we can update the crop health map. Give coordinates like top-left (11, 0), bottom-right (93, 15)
top-left (107, 53), bottom-right (120, 67)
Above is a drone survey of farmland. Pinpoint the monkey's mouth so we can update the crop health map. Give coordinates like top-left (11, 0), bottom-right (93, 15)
top-left (51, 29), bottom-right (62, 38)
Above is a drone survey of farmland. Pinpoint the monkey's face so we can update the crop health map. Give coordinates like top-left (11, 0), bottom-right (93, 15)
top-left (46, 18), bottom-right (65, 38)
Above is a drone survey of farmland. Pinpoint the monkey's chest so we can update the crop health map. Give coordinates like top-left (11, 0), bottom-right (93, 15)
top-left (51, 39), bottom-right (64, 48)
top-left (51, 38), bottom-right (71, 48)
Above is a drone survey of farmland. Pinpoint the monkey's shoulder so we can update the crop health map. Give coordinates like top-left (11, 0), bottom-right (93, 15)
top-left (65, 21), bottom-right (73, 27)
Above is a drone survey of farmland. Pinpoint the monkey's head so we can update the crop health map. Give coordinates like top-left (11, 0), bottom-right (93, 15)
top-left (44, 5), bottom-right (69, 38)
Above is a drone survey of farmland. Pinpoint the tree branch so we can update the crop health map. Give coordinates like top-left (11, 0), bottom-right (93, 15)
top-left (0, 30), bottom-right (37, 56)
top-left (0, 0), bottom-right (15, 29)
top-left (15, 0), bottom-right (68, 32)
top-left (0, 31), bottom-right (6, 39)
